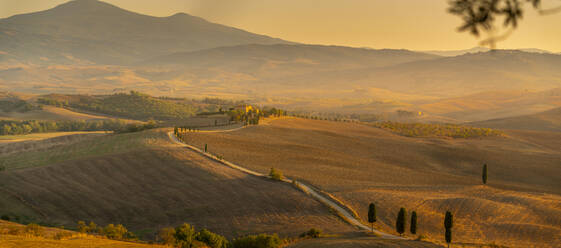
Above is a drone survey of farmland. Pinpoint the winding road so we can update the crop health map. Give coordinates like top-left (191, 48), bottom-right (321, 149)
top-left (168, 129), bottom-right (402, 239)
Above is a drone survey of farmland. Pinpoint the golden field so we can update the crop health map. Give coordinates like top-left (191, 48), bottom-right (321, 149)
top-left (182, 117), bottom-right (561, 247)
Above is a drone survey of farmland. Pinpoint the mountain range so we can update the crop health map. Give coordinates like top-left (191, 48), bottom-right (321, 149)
top-left (0, 0), bottom-right (289, 65)
top-left (1, 0), bottom-right (560, 123)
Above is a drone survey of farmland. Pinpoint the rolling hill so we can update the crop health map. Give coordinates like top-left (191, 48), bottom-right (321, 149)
top-left (470, 107), bottom-right (561, 132)
top-left (143, 44), bottom-right (440, 72)
top-left (182, 118), bottom-right (561, 247)
top-left (0, 0), bottom-right (289, 65)
top-left (0, 129), bottom-right (354, 240)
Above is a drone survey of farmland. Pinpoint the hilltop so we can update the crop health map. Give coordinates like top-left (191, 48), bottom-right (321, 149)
top-left (0, 0), bottom-right (289, 65)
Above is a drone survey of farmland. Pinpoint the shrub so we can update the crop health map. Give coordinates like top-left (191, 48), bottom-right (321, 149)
top-left (299, 228), bottom-right (322, 238)
top-left (25, 223), bottom-right (42, 236)
top-left (77, 221), bottom-right (87, 233)
top-left (87, 221), bottom-right (98, 234)
top-left (269, 168), bottom-right (283, 181)
top-left (54, 232), bottom-right (75, 240)
top-left (232, 233), bottom-right (281, 248)
top-left (158, 227), bottom-right (176, 245)
top-left (195, 228), bottom-right (229, 248)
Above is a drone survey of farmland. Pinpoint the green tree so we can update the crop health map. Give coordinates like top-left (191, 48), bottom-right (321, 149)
top-left (396, 207), bottom-right (407, 236)
top-left (205, 144), bottom-right (208, 153)
top-left (482, 163), bottom-right (488, 185)
top-left (410, 211), bottom-right (417, 234)
top-left (368, 203), bottom-right (377, 232)
top-left (196, 229), bottom-right (229, 248)
top-left (158, 227), bottom-right (176, 245)
top-left (77, 221), bottom-right (87, 233)
top-left (103, 224), bottom-right (128, 240)
top-left (88, 221), bottom-right (97, 234)
top-left (174, 223), bottom-right (196, 248)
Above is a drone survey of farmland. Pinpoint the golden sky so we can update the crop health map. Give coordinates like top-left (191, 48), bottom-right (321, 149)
top-left (1, 0), bottom-right (560, 52)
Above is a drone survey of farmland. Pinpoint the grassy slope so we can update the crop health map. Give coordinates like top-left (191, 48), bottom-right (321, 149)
top-left (182, 118), bottom-right (561, 247)
top-left (0, 130), bottom-right (161, 170)
top-left (0, 129), bottom-right (353, 239)
top-left (38, 93), bottom-right (214, 121)
top-left (0, 106), bottom-right (112, 121)
top-left (0, 220), bottom-right (163, 248)
top-left (0, 131), bottom-right (107, 143)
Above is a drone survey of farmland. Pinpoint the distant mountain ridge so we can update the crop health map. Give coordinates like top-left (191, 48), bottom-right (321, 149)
top-left (0, 0), bottom-right (291, 65)
top-left (423, 47), bottom-right (556, 57)
top-left (142, 43), bottom-right (441, 69)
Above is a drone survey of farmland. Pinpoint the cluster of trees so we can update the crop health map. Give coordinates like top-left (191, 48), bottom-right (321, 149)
top-left (395, 208), bottom-right (418, 236)
top-left (366, 164), bottom-right (488, 245)
top-left (77, 221), bottom-right (137, 241)
top-left (0, 100), bottom-right (41, 113)
top-left (158, 223), bottom-right (228, 248)
top-left (227, 106), bottom-right (288, 126)
top-left (292, 114), bottom-right (356, 122)
top-left (0, 119), bottom-right (157, 136)
top-left (371, 121), bottom-right (503, 138)
top-left (158, 223), bottom-right (282, 248)
top-left (38, 91), bottom-right (212, 121)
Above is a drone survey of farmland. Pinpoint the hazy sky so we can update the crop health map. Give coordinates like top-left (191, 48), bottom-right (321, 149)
top-left (1, 0), bottom-right (560, 52)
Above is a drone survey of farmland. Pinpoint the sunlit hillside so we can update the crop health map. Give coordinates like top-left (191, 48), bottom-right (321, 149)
top-left (183, 118), bottom-right (561, 247)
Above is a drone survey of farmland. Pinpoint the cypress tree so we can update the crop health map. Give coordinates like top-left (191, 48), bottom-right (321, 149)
top-left (204, 144), bottom-right (208, 153)
top-left (482, 163), bottom-right (488, 184)
top-left (410, 211), bottom-right (417, 234)
top-left (445, 227), bottom-right (452, 248)
top-left (368, 203), bottom-right (377, 232)
top-left (444, 211), bottom-right (453, 229)
top-left (444, 211), bottom-right (453, 248)
top-left (396, 207), bottom-right (407, 236)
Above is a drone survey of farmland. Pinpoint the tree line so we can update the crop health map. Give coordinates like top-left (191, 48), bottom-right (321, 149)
top-left (37, 91), bottom-right (219, 121)
top-left (371, 121), bottom-right (503, 138)
top-left (0, 119), bottom-right (157, 136)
